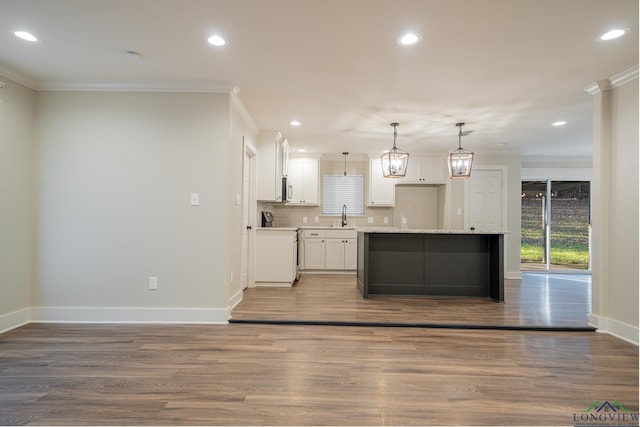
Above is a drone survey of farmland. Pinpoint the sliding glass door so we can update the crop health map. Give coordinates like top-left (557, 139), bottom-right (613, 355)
top-left (521, 180), bottom-right (591, 271)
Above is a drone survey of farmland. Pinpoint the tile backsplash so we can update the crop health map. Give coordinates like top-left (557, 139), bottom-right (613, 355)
top-left (270, 204), bottom-right (394, 228)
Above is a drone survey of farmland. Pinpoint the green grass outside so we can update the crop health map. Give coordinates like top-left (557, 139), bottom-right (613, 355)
top-left (521, 198), bottom-right (590, 270)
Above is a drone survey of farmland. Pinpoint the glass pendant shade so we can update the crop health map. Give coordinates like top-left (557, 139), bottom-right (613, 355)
top-left (448, 122), bottom-right (474, 178)
top-left (380, 123), bottom-right (409, 178)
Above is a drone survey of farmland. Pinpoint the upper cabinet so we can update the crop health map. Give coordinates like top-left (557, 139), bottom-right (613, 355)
top-left (287, 156), bottom-right (319, 205)
top-left (398, 155), bottom-right (446, 184)
top-left (257, 131), bottom-right (288, 202)
top-left (368, 157), bottom-right (395, 206)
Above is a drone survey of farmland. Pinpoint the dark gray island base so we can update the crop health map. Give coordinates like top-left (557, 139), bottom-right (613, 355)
top-left (357, 230), bottom-right (505, 302)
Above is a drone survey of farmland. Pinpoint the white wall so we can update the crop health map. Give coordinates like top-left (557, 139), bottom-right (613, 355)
top-left (33, 91), bottom-right (232, 323)
top-left (589, 67), bottom-right (639, 344)
top-left (0, 76), bottom-right (34, 332)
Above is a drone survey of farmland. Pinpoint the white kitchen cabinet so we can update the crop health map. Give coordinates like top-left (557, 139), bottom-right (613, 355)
top-left (302, 229), bottom-right (357, 271)
top-left (325, 238), bottom-right (357, 270)
top-left (324, 239), bottom-right (345, 270)
top-left (286, 157), bottom-right (319, 205)
top-left (368, 157), bottom-right (396, 207)
top-left (344, 239), bottom-right (357, 270)
top-left (255, 229), bottom-right (297, 286)
top-left (303, 238), bottom-right (326, 270)
top-left (257, 131), bottom-right (288, 202)
top-left (398, 155), bottom-right (446, 184)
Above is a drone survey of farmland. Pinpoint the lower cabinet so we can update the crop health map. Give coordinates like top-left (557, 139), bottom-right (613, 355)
top-left (255, 229), bottom-right (297, 286)
top-left (325, 238), bottom-right (357, 270)
top-left (303, 238), bottom-right (326, 270)
top-left (302, 229), bottom-right (357, 271)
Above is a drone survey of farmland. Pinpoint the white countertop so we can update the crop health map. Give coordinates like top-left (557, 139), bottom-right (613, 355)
top-left (298, 226), bottom-right (356, 230)
top-left (256, 227), bottom-right (298, 232)
top-left (356, 227), bottom-right (507, 234)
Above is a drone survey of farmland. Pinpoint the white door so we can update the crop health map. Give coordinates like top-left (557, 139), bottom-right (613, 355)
top-left (241, 142), bottom-right (256, 289)
top-left (466, 169), bottom-right (504, 231)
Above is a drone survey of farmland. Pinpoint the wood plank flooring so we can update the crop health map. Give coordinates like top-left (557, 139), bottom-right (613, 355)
top-left (231, 273), bottom-right (592, 328)
top-left (0, 323), bottom-right (637, 426)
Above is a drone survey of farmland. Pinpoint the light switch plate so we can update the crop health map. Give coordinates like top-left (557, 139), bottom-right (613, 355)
top-left (190, 193), bottom-right (200, 206)
top-left (149, 276), bottom-right (158, 290)
top-left (384, 217), bottom-right (389, 224)
top-left (457, 208), bottom-right (463, 215)
top-left (367, 217), bottom-right (374, 223)
top-left (303, 217), bottom-right (308, 223)
top-left (314, 216), bottom-right (319, 223)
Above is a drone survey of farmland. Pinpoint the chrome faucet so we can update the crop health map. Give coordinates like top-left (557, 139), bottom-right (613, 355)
top-left (341, 204), bottom-right (347, 227)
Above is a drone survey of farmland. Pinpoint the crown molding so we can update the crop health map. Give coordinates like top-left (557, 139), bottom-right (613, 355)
top-left (585, 64), bottom-right (638, 95)
top-left (521, 155), bottom-right (593, 164)
top-left (610, 64), bottom-right (639, 88)
top-left (0, 65), bottom-right (37, 89)
top-left (230, 86), bottom-right (260, 135)
top-left (584, 79), bottom-right (611, 95)
top-left (36, 80), bottom-right (233, 93)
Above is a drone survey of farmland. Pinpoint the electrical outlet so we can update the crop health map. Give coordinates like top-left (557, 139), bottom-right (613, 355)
top-left (367, 217), bottom-right (374, 224)
top-left (149, 276), bottom-right (158, 290)
top-left (303, 216), bottom-right (308, 224)
top-left (384, 217), bottom-right (389, 224)
top-left (314, 216), bottom-right (319, 223)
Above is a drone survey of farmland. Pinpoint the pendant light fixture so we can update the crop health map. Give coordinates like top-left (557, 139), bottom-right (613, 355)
top-left (448, 122), bottom-right (474, 178)
top-left (380, 123), bottom-right (409, 178)
top-left (342, 152), bottom-right (349, 176)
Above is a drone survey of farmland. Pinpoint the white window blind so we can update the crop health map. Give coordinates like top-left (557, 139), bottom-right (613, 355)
top-left (322, 174), bottom-right (364, 215)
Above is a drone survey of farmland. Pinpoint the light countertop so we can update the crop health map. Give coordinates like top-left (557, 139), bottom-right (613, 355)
top-left (256, 227), bottom-right (298, 232)
top-left (356, 228), bottom-right (507, 234)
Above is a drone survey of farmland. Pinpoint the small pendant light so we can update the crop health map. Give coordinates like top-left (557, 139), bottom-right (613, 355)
top-left (448, 122), bottom-right (474, 178)
top-left (380, 123), bottom-right (409, 178)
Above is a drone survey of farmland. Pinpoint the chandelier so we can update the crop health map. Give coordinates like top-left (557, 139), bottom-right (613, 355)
top-left (380, 123), bottom-right (409, 178)
top-left (448, 122), bottom-right (474, 178)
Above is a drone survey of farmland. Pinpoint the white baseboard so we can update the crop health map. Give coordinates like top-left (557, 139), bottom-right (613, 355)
top-left (589, 314), bottom-right (639, 346)
top-left (30, 306), bottom-right (229, 325)
top-left (228, 289), bottom-right (244, 314)
top-left (255, 282), bottom-right (293, 287)
top-left (0, 308), bottom-right (31, 334)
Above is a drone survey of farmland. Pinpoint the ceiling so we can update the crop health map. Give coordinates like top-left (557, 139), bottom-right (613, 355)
top-left (0, 0), bottom-right (637, 157)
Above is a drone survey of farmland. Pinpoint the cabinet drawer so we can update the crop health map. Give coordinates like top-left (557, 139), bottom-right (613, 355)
top-left (302, 229), bottom-right (325, 238)
top-left (325, 229), bottom-right (357, 239)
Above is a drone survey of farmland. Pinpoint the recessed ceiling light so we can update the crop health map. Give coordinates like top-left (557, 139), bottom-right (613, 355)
top-left (600, 29), bottom-right (626, 41)
top-left (14, 31), bottom-right (39, 42)
top-left (289, 120), bottom-right (301, 126)
top-left (207, 35), bottom-right (226, 46)
top-left (298, 149), bottom-right (307, 153)
top-left (397, 32), bottom-right (422, 46)
top-left (552, 121), bottom-right (568, 126)
top-left (125, 50), bottom-right (141, 59)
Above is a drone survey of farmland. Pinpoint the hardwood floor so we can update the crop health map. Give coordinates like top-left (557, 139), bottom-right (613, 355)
top-left (0, 323), bottom-right (637, 426)
top-left (231, 273), bottom-right (592, 328)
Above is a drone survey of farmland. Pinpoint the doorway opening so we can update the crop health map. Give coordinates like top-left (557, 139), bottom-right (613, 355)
top-left (521, 180), bottom-right (591, 272)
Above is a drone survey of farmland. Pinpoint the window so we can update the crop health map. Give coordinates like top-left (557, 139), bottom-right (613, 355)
top-left (322, 175), bottom-right (364, 216)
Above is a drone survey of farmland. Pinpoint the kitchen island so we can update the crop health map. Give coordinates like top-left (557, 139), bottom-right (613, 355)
top-left (357, 229), bottom-right (505, 301)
